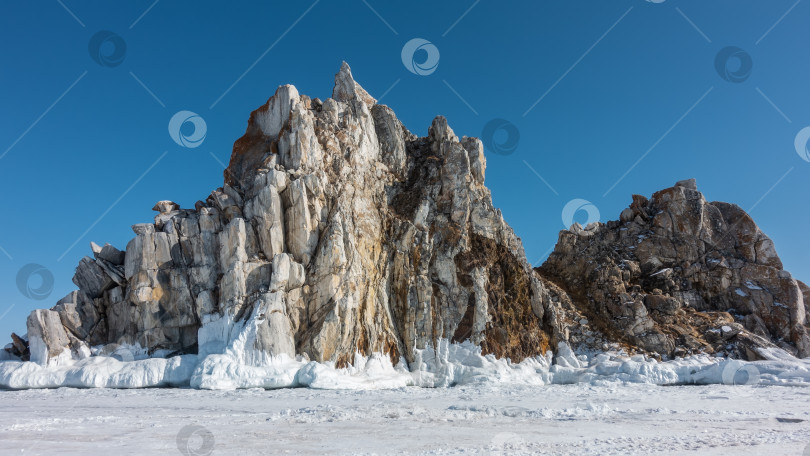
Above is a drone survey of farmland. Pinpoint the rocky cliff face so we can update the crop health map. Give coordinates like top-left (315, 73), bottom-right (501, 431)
top-left (540, 178), bottom-right (810, 360)
top-left (11, 63), bottom-right (555, 367)
top-left (6, 65), bottom-right (808, 371)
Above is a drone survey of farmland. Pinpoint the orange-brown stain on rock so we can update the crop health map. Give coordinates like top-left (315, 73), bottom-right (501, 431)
top-left (455, 234), bottom-right (551, 360)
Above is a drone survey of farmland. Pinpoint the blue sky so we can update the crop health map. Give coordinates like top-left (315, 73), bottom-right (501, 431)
top-left (1, 0), bottom-right (808, 338)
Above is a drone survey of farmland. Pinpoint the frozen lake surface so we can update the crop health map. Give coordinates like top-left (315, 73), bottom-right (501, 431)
top-left (1, 383), bottom-right (809, 455)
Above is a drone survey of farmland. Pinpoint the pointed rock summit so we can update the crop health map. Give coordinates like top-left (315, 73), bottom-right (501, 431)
top-left (4, 65), bottom-right (808, 387)
top-left (332, 61), bottom-right (376, 106)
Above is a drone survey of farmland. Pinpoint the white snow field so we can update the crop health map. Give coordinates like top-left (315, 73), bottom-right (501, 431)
top-left (1, 382), bottom-right (809, 455)
top-left (1, 344), bottom-right (810, 455)
top-left (4, 333), bottom-right (810, 454)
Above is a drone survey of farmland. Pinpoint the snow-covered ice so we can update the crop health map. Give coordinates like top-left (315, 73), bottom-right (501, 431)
top-left (4, 307), bottom-right (810, 454)
top-left (1, 382), bottom-right (809, 455)
top-left (3, 340), bottom-right (810, 390)
top-left (2, 341), bottom-right (810, 454)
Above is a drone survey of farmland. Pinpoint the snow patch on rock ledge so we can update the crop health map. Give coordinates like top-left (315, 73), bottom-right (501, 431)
top-left (2, 341), bottom-right (810, 390)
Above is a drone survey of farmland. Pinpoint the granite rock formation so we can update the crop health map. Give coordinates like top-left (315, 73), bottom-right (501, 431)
top-left (5, 65), bottom-right (808, 370)
top-left (9, 63), bottom-right (555, 367)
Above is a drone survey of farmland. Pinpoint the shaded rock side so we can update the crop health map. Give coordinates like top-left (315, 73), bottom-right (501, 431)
top-left (539, 179), bottom-right (810, 360)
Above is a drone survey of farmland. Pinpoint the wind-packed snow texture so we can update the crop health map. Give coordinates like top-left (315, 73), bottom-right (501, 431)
top-left (1, 382), bottom-right (808, 455)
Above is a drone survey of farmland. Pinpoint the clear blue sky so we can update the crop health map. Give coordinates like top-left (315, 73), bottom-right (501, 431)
top-left (1, 1), bottom-right (808, 339)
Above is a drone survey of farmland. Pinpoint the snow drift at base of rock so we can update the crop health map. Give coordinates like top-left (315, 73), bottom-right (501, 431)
top-left (2, 341), bottom-right (809, 390)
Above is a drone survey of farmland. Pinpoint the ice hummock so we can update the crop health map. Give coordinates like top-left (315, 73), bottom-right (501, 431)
top-left (4, 300), bottom-right (810, 390)
top-left (2, 339), bottom-right (810, 390)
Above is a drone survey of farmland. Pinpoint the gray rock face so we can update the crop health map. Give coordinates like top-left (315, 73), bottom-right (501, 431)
top-left (540, 180), bottom-right (810, 360)
top-left (13, 63), bottom-right (553, 366)
top-left (27, 309), bottom-right (88, 365)
top-left (7, 64), bottom-right (807, 368)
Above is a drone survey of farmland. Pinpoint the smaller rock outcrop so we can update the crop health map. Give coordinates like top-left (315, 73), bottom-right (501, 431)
top-left (540, 179), bottom-right (810, 360)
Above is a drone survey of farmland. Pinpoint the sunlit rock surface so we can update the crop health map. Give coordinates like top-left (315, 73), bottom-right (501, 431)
top-left (5, 65), bottom-right (807, 389)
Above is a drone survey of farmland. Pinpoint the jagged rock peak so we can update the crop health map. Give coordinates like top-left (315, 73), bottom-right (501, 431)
top-left (152, 200), bottom-right (180, 214)
top-left (429, 115), bottom-right (458, 145)
top-left (332, 61), bottom-right (376, 106)
top-left (675, 178), bottom-right (697, 190)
